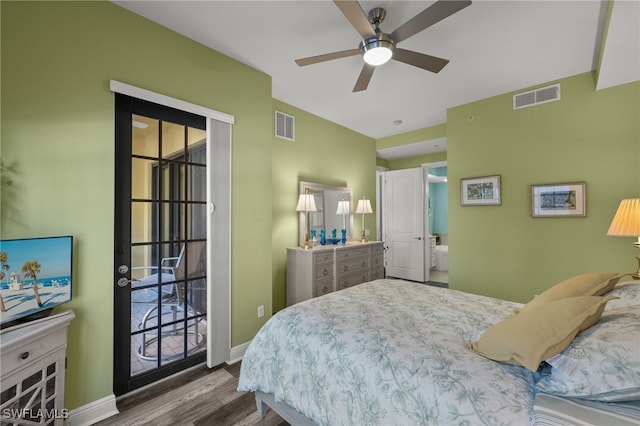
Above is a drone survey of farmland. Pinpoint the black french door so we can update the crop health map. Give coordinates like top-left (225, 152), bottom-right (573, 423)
top-left (113, 94), bottom-right (208, 395)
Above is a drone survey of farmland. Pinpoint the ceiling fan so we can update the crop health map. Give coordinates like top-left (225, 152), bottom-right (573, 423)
top-left (295, 0), bottom-right (472, 92)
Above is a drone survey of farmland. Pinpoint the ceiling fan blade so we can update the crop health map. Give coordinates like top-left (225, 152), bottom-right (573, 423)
top-left (334, 1), bottom-right (376, 39)
top-left (295, 49), bottom-right (361, 67)
top-left (393, 48), bottom-right (449, 73)
top-left (353, 63), bottom-right (375, 92)
top-left (391, 0), bottom-right (472, 43)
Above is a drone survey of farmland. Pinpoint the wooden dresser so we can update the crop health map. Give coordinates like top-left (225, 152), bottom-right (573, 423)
top-left (286, 241), bottom-right (384, 306)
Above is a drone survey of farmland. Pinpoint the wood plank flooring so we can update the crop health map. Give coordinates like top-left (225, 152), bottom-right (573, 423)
top-left (94, 362), bottom-right (289, 426)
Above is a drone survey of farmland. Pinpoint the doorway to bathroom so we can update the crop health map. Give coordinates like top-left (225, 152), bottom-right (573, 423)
top-left (424, 161), bottom-right (448, 285)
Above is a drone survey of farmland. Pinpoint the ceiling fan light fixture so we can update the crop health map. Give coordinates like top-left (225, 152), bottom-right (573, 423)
top-left (360, 36), bottom-right (395, 66)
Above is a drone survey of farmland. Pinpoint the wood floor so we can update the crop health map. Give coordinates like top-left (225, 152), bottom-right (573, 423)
top-left (94, 362), bottom-right (289, 426)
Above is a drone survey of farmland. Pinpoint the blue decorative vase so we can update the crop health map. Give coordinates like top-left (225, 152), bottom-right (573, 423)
top-left (341, 229), bottom-right (347, 244)
top-left (320, 230), bottom-right (326, 245)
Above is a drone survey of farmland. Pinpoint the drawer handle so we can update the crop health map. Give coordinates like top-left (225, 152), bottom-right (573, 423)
top-left (342, 281), bottom-right (348, 288)
top-left (374, 258), bottom-right (379, 264)
top-left (20, 352), bottom-right (29, 360)
top-left (343, 265), bottom-right (348, 272)
top-left (322, 286), bottom-right (328, 294)
top-left (361, 261), bottom-right (366, 267)
top-left (323, 269), bottom-right (328, 276)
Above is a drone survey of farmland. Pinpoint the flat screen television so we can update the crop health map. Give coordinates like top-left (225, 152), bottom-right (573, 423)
top-left (0, 236), bottom-right (73, 328)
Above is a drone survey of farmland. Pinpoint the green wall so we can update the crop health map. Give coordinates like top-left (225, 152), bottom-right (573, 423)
top-left (271, 100), bottom-right (376, 312)
top-left (1, 1), bottom-right (273, 410)
top-left (447, 74), bottom-right (639, 302)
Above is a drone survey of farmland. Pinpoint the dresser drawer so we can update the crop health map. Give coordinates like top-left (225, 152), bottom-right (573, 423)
top-left (1, 327), bottom-right (66, 376)
top-left (314, 261), bottom-right (334, 280)
top-left (371, 243), bottom-right (384, 255)
top-left (313, 251), bottom-right (334, 264)
top-left (336, 246), bottom-right (369, 260)
top-left (371, 253), bottom-right (383, 269)
top-left (314, 279), bottom-right (333, 297)
top-left (337, 256), bottom-right (368, 275)
top-left (336, 271), bottom-right (369, 290)
top-left (370, 267), bottom-right (385, 281)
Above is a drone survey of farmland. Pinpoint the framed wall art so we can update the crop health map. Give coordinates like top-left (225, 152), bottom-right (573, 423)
top-left (460, 175), bottom-right (501, 206)
top-left (531, 182), bottom-right (586, 217)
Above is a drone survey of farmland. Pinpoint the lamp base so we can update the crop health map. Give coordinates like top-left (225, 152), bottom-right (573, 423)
top-left (360, 230), bottom-right (368, 243)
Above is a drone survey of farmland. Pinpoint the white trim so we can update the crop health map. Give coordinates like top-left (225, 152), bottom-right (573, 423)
top-left (229, 340), bottom-right (251, 364)
top-left (68, 394), bottom-right (118, 426)
top-left (109, 80), bottom-right (235, 124)
top-left (206, 119), bottom-right (232, 367)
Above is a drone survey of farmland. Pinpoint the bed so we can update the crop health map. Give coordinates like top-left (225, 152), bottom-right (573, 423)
top-left (238, 277), bottom-right (640, 425)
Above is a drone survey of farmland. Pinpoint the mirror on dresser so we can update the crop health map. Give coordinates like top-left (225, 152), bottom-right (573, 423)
top-left (299, 181), bottom-right (354, 246)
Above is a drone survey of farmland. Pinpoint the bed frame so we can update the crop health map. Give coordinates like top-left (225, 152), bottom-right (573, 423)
top-left (255, 391), bottom-right (315, 425)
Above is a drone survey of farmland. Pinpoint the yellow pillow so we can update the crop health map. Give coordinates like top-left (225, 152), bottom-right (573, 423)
top-left (470, 296), bottom-right (615, 371)
top-left (520, 272), bottom-right (625, 312)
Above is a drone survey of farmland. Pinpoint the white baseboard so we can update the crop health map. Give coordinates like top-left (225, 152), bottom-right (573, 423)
top-left (228, 340), bottom-right (251, 364)
top-left (68, 394), bottom-right (118, 426)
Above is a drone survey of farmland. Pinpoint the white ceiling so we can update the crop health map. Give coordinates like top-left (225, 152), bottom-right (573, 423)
top-left (113, 0), bottom-right (638, 159)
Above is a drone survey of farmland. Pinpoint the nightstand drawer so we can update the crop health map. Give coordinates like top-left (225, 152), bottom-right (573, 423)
top-left (337, 256), bottom-right (368, 274)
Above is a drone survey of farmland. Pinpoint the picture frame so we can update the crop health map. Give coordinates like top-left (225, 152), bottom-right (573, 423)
top-left (531, 182), bottom-right (586, 218)
top-left (460, 175), bottom-right (501, 206)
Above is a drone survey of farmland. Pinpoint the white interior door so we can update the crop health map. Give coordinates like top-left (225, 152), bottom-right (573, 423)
top-left (383, 168), bottom-right (425, 282)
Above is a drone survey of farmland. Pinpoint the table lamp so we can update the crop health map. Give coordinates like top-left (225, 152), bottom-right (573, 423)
top-left (607, 198), bottom-right (640, 279)
top-left (296, 193), bottom-right (317, 249)
top-left (355, 197), bottom-right (373, 243)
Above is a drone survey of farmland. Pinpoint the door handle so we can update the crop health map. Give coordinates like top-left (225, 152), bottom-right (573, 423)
top-left (117, 277), bottom-right (139, 287)
top-left (414, 236), bottom-right (422, 240)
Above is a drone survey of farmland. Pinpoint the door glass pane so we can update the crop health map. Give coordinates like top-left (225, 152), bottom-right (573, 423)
top-left (132, 115), bottom-right (159, 157)
top-left (131, 201), bottom-right (156, 244)
top-left (131, 157), bottom-right (156, 200)
top-left (161, 121), bottom-right (185, 159)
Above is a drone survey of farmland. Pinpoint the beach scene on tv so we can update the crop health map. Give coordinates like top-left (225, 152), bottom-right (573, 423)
top-left (0, 236), bottom-right (72, 325)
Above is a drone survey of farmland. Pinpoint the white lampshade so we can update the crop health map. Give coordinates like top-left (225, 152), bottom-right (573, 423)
top-left (336, 200), bottom-right (350, 215)
top-left (355, 199), bottom-right (373, 214)
top-left (296, 193), bottom-right (317, 212)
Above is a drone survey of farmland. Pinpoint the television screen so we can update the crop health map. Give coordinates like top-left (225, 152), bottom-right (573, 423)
top-left (0, 236), bottom-right (73, 327)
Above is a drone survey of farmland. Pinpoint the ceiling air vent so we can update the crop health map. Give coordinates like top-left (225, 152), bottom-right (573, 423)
top-left (275, 111), bottom-right (295, 141)
top-left (513, 84), bottom-right (560, 110)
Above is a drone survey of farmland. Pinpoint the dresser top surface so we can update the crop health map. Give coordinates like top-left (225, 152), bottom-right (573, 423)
top-left (287, 241), bottom-right (382, 252)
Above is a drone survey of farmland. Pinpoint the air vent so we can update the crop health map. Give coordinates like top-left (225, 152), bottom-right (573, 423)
top-left (513, 84), bottom-right (560, 110)
top-left (275, 111), bottom-right (295, 141)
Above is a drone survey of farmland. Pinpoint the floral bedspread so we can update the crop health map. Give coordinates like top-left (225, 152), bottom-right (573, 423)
top-left (238, 279), bottom-right (536, 425)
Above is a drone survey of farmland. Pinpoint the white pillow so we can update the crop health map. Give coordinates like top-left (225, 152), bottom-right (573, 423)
top-left (604, 280), bottom-right (640, 311)
top-left (536, 307), bottom-right (640, 402)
